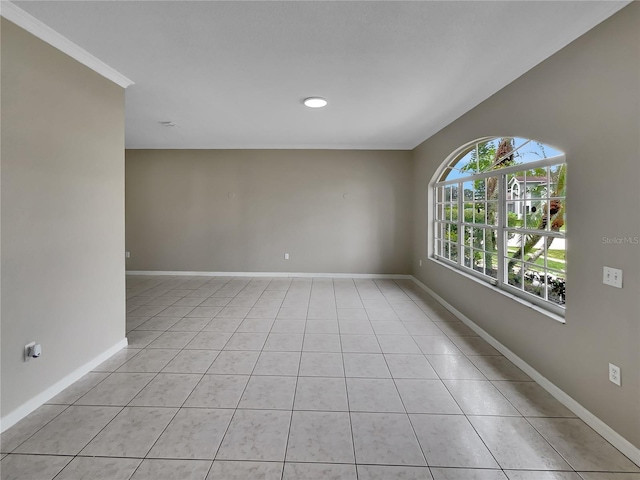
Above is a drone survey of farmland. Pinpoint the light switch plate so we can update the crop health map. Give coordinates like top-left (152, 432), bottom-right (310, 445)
top-left (603, 266), bottom-right (623, 288)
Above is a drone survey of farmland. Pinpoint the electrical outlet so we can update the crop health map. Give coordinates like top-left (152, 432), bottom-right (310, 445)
top-left (603, 266), bottom-right (623, 288)
top-left (125, 251), bottom-right (131, 259)
top-left (284, 253), bottom-right (289, 260)
top-left (24, 342), bottom-right (35, 362)
top-left (419, 259), bottom-right (423, 267)
top-left (609, 363), bottom-right (621, 386)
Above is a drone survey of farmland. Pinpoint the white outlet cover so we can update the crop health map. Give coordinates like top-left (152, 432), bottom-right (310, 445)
top-left (24, 342), bottom-right (35, 362)
top-left (609, 363), bottom-right (621, 386)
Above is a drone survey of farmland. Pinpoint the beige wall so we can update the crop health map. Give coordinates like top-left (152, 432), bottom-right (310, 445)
top-left (125, 149), bottom-right (413, 274)
top-left (412, 4), bottom-right (640, 448)
top-left (1, 19), bottom-right (126, 417)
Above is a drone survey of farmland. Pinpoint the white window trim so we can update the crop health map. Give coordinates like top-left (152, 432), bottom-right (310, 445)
top-left (431, 150), bottom-right (566, 320)
top-left (427, 256), bottom-right (566, 324)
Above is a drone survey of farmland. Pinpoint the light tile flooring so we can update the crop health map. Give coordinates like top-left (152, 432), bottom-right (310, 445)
top-left (2, 276), bottom-right (639, 480)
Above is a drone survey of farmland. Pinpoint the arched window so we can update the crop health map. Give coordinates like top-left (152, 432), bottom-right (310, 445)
top-left (432, 137), bottom-right (566, 316)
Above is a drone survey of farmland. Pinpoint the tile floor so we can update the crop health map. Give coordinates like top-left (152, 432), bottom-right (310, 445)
top-left (2, 276), bottom-right (639, 480)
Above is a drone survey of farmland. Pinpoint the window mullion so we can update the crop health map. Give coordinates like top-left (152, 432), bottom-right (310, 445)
top-left (497, 174), bottom-right (505, 288)
top-left (457, 181), bottom-right (463, 266)
top-left (433, 188), bottom-right (438, 258)
top-left (544, 239), bottom-right (549, 301)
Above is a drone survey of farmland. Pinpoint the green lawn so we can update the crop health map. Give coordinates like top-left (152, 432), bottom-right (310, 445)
top-left (507, 247), bottom-right (565, 272)
top-left (546, 249), bottom-right (566, 261)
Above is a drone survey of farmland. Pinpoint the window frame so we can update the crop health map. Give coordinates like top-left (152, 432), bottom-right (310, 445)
top-left (432, 140), bottom-right (566, 319)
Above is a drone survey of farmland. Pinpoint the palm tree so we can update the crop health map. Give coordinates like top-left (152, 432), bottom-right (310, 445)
top-left (485, 138), bottom-right (515, 273)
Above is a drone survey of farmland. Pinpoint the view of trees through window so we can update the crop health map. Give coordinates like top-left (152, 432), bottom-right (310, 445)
top-left (434, 137), bottom-right (566, 312)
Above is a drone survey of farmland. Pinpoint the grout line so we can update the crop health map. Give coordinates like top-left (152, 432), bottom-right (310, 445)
top-left (203, 276), bottom-right (275, 479)
top-left (279, 277), bottom-right (312, 480)
top-left (394, 278), bottom-right (587, 476)
top-left (72, 276), bottom-right (237, 477)
top-left (1, 404), bottom-right (74, 456)
top-left (12, 275), bottom-right (632, 477)
top-left (336, 278), bottom-right (359, 479)
top-left (391, 278), bottom-right (508, 476)
top-left (362, 279), bottom-right (429, 470)
top-left (522, 414), bottom-right (582, 473)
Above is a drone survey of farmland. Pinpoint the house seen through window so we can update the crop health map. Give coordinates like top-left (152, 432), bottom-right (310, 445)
top-left (433, 137), bottom-right (566, 316)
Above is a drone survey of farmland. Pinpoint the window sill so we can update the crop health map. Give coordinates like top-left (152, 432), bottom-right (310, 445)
top-left (427, 257), bottom-right (566, 325)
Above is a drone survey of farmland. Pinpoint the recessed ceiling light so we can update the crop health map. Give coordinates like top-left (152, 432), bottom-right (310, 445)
top-left (303, 97), bottom-right (328, 108)
top-left (160, 121), bottom-right (177, 127)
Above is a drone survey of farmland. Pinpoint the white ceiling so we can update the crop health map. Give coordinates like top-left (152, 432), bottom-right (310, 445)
top-left (15, 1), bottom-right (629, 150)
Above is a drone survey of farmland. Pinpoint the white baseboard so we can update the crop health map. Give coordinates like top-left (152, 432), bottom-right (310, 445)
top-left (127, 270), bottom-right (412, 280)
top-left (410, 275), bottom-right (640, 467)
top-left (0, 338), bottom-right (128, 433)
